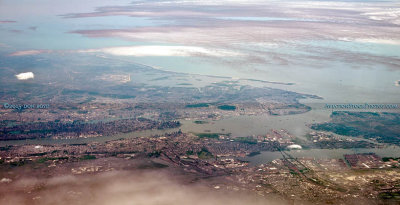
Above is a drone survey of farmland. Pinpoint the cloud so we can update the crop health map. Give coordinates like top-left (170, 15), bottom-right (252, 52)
top-left (5, 0), bottom-right (398, 74)
top-left (15, 72), bottom-right (34, 80)
top-left (354, 38), bottom-right (400, 45)
top-left (62, 10), bottom-right (211, 18)
top-left (0, 20), bottom-right (16, 23)
top-left (9, 29), bottom-right (22, 33)
top-left (9, 50), bottom-right (47, 56)
top-left (66, 0), bottom-right (400, 48)
top-left (0, 171), bottom-right (287, 205)
top-left (80, 46), bottom-right (241, 57)
top-left (362, 8), bottom-right (400, 25)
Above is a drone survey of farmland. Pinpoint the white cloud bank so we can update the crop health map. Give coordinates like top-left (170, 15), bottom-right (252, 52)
top-left (80, 46), bottom-right (241, 57)
top-left (362, 8), bottom-right (400, 25)
top-left (15, 72), bottom-right (34, 80)
top-left (355, 38), bottom-right (400, 45)
top-left (0, 171), bottom-right (286, 205)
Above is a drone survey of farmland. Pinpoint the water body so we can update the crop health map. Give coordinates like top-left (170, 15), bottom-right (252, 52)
top-left (0, 127), bottom-right (181, 146)
top-left (180, 109), bottom-right (331, 138)
top-left (1, 106), bottom-right (400, 167)
top-left (0, 100), bottom-right (329, 146)
top-left (1, 0), bottom-right (399, 103)
top-left (0, 107), bottom-right (324, 146)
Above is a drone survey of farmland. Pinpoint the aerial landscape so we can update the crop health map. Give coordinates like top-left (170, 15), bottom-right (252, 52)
top-left (0, 0), bottom-right (399, 204)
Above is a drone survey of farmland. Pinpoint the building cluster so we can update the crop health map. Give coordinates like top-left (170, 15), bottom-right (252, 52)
top-left (0, 129), bottom-right (399, 204)
top-left (344, 153), bottom-right (396, 169)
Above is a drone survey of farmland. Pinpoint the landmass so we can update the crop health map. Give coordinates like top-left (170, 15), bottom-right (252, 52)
top-left (311, 111), bottom-right (400, 146)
